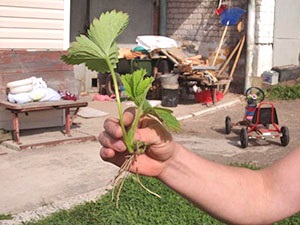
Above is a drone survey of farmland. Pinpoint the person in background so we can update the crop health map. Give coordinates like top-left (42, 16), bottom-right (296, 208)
top-left (98, 108), bottom-right (300, 225)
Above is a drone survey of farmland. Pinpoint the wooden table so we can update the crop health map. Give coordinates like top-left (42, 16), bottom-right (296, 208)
top-left (0, 100), bottom-right (88, 144)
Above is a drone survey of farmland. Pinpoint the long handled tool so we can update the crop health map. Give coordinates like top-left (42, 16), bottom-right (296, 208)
top-left (211, 21), bottom-right (229, 67)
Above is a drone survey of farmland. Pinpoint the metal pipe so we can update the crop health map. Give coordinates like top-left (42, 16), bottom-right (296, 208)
top-left (159, 0), bottom-right (167, 36)
top-left (245, 0), bottom-right (255, 92)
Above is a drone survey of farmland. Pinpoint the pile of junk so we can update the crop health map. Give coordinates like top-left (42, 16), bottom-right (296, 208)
top-left (98, 33), bottom-right (239, 107)
top-left (97, 5), bottom-right (246, 107)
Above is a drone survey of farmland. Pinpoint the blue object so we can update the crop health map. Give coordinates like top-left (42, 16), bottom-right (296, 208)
top-left (120, 85), bottom-right (127, 101)
top-left (132, 46), bottom-right (148, 54)
top-left (220, 7), bottom-right (246, 26)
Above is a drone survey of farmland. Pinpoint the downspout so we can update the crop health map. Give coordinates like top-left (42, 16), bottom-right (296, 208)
top-left (245, 0), bottom-right (255, 92)
top-left (159, 0), bottom-right (167, 36)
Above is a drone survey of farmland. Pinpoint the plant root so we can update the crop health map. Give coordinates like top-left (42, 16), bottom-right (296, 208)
top-left (136, 171), bottom-right (161, 199)
top-left (111, 153), bottom-right (161, 208)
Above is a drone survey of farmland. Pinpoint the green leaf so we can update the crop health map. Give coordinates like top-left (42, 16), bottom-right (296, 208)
top-left (152, 107), bottom-right (182, 132)
top-left (142, 102), bottom-right (181, 133)
top-left (121, 73), bottom-right (134, 98)
top-left (61, 10), bottom-right (129, 73)
top-left (120, 69), bottom-right (154, 107)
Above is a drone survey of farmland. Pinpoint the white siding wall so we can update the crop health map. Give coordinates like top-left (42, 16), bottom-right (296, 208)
top-left (0, 0), bottom-right (69, 50)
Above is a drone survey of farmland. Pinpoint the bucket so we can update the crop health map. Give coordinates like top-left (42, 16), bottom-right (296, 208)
top-left (161, 89), bottom-right (179, 107)
top-left (195, 90), bottom-right (224, 103)
top-left (159, 73), bottom-right (179, 89)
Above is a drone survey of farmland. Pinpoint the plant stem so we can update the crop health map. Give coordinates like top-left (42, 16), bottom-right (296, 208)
top-left (127, 104), bottom-right (144, 150)
top-left (107, 62), bottom-right (126, 130)
top-left (107, 60), bottom-right (135, 152)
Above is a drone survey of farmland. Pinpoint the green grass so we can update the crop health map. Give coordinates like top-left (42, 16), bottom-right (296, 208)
top-left (0, 214), bottom-right (13, 220)
top-left (265, 83), bottom-right (300, 100)
top-left (23, 176), bottom-right (224, 225)
top-left (18, 171), bottom-right (300, 225)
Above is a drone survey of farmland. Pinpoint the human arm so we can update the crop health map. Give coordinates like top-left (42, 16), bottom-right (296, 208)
top-left (98, 109), bottom-right (300, 224)
top-left (158, 144), bottom-right (300, 224)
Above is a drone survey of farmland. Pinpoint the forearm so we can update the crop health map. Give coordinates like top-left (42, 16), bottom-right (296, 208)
top-left (157, 143), bottom-right (272, 224)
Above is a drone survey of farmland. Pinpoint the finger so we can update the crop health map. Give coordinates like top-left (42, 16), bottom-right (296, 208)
top-left (103, 108), bottom-right (136, 138)
top-left (135, 118), bottom-right (172, 145)
top-left (99, 147), bottom-right (128, 167)
top-left (123, 107), bottom-right (136, 126)
top-left (103, 117), bottom-right (123, 138)
top-left (99, 147), bottom-right (116, 159)
top-left (98, 131), bottom-right (127, 152)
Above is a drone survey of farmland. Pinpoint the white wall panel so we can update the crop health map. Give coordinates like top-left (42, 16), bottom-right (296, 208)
top-left (0, 0), bottom-right (68, 50)
top-left (0, 6), bottom-right (64, 19)
top-left (0, 28), bottom-right (63, 39)
top-left (0, 0), bottom-right (63, 9)
top-left (0, 17), bottom-right (64, 29)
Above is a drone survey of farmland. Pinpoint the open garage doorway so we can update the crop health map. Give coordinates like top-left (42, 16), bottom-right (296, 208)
top-left (70, 0), bottom-right (158, 45)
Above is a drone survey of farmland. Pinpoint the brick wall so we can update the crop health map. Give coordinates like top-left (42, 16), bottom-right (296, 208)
top-left (167, 0), bottom-right (247, 55)
top-left (167, 0), bottom-right (247, 93)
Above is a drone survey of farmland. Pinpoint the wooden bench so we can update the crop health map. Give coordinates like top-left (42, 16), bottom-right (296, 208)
top-left (0, 50), bottom-right (90, 146)
top-left (0, 100), bottom-right (88, 144)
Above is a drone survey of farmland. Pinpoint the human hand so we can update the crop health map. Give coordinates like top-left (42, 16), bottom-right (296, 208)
top-left (98, 107), bottom-right (177, 177)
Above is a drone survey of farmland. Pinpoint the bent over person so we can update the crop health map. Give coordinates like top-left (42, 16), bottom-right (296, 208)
top-left (98, 108), bottom-right (300, 225)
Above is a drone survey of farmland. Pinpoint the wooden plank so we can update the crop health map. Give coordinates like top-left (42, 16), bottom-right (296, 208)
top-left (16, 135), bottom-right (96, 151)
top-left (167, 47), bottom-right (188, 62)
top-left (0, 100), bottom-right (88, 112)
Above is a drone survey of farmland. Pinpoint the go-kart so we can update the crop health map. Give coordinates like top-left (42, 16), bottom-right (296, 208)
top-left (225, 87), bottom-right (290, 148)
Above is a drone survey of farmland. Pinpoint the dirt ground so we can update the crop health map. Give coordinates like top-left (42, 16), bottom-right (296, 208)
top-left (174, 99), bottom-right (300, 168)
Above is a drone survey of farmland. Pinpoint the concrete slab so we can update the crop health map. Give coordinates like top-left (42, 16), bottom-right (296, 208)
top-left (0, 93), bottom-right (242, 224)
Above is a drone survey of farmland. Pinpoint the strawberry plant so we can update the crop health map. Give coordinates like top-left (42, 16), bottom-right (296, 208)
top-left (61, 10), bottom-right (181, 206)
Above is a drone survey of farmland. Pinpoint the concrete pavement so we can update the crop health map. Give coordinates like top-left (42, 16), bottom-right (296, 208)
top-left (0, 93), bottom-right (242, 224)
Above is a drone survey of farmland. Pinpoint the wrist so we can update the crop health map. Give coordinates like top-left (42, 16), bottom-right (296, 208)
top-left (157, 143), bottom-right (188, 181)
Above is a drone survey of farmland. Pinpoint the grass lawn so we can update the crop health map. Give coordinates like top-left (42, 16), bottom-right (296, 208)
top-left (16, 173), bottom-right (299, 225)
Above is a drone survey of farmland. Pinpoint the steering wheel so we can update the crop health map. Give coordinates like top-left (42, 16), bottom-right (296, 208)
top-left (245, 87), bottom-right (265, 104)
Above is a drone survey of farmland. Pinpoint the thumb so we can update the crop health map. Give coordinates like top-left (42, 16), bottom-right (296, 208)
top-left (135, 117), bottom-right (173, 146)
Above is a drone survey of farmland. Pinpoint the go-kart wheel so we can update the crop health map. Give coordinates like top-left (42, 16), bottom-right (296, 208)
top-left (225, 116), bottom-right (232, 134)
top-left (245, 87), bottom-right (265, 103)
top-left (280, 126), bottom-right (290, 146)
top-left (240, 128), bottom-right (248, 148)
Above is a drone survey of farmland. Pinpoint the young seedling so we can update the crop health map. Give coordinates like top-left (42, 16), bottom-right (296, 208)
top-left (61, 10), bottom-right (181, 207)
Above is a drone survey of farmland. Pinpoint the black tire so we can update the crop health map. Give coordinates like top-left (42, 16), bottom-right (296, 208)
top-left (225, 116), bottom-right (232, 134)
top-left (105, 73), bottom-right (122, 96)
top-left (245, 87), bottom-right (265, 103)
top-left (280, 126), bottom-right (290, 146)
top-left (240, 128), bottom-right (248, 148)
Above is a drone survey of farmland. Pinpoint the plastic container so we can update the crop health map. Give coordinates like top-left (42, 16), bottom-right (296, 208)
top-left (262, 70), bottom-right (279, 85)
top-left (161, 89), bottom-right (179, 107)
